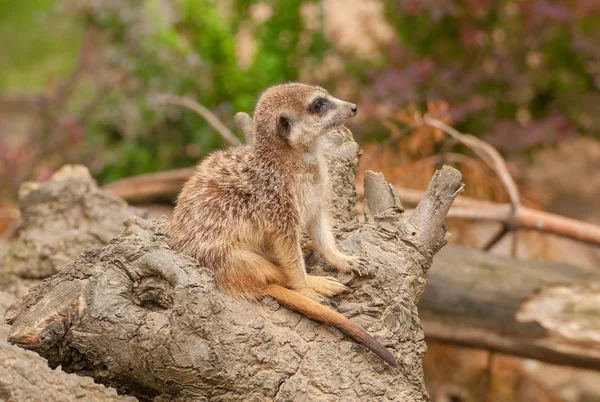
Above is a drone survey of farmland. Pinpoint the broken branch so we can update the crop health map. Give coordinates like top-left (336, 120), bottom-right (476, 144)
top-left (422, 117), bottom-right (521, 210)
top-left (155, 94), bottom-right (242, 146)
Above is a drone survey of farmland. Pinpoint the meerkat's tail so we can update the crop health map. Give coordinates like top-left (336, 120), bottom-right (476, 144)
top-left (263, 284), bottom-right (398, 368)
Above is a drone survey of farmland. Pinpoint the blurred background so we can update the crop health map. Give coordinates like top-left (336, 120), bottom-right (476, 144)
top-left (1, 1), bottom-right (600, 401)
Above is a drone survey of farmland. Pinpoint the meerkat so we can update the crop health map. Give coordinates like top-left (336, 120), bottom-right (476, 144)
top-left (167, 83), bottom-right (397, 367)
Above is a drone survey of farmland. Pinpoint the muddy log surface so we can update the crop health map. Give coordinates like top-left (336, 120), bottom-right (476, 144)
top-left (4, 130), bottom-right (463, 401)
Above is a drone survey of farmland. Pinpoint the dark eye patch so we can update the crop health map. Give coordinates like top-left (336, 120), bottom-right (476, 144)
top-left (310, 98), bottom-right (328, 113)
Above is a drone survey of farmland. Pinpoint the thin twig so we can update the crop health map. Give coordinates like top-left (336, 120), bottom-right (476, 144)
top-left (483, 225), bottom-right (510, 251)
top-left (155, 94), bottom-right (241, 146)
top-left (483, 351), bottom-right (495, 402)
top-left (422, 117), bottom-right (522, 254)
top-left (422, 117), bottom-right (521, 210)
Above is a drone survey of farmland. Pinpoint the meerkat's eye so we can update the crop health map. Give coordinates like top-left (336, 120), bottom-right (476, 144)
top-left (311, 98), bottom-right (327, 113)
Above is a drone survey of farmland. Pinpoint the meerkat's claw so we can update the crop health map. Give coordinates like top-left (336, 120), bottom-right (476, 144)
top-left (353, 264), bottom-right (369, 277)
top-left (307, 275), bottom-right (348, 297)
top-left (325, 252), bottom-right (371, 276)
top-left (352, 257), bottom-right (371, 277)
top-left (334, 254), bottom-right (371, 277)
top-left (343, 255), bottom-right (373, 277)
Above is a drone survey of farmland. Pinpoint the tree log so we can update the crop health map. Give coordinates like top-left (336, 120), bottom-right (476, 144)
top-left (3, 134), bottom-right (463, 400)
top-left (0, 290), bottom-right (135, 401)
top-left (0, 165), bottom-right (146, 280)
top-left (420, 245), bottom-right (600, 370)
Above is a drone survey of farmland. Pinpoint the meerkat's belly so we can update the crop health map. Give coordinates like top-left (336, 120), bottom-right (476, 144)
top-left (298, 183), bottom-right (323, 228)
top-left (296, 152), bottom-right (328, 227)
top-left (296, 174), bottom-right (328, 229)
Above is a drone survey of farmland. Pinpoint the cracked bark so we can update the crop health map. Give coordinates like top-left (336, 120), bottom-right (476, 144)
top-left (0, 290), bottom-right (136, 402)
top-left (0, 166), bottom-right (145, 401)
top-left (4, 129), bottom-right (463, 401)
top-left (0, 164), bottom-right (146, 281)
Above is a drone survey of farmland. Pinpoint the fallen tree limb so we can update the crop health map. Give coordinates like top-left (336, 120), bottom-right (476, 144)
top-left (5, 129), bottom-right (463, 400)
top-left (420, 245), bottom-right (600, 370)
top-left (102, 166), bottom-right (600, 247)
top-left (396, 189), bottom-right (600, 247)
top-left (102, 167), bottom-right (194, 203)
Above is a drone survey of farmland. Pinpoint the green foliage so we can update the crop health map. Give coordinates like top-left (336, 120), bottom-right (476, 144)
top-left (69, 0), bottom-right (331, 183)
top-left (0, 0), bottom-right (82, 91)
top-left (2, 0), bottom-right (600, 197)
top-left (373, 1), bottom-right (600, 153)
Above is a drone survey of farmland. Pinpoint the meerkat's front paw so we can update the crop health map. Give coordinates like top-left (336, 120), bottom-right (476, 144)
top-left (325, 252), bottom-right (369, 276)
top-left (306, 275), bottom-right (348, 297)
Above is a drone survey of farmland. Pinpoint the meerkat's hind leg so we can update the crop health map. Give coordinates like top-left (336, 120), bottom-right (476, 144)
top-left (306, 275), bottom-right (347, 297)
top-left (269, 237), bottom-right (346, 303)
top-left (214, 249), bottom-right (286, 300)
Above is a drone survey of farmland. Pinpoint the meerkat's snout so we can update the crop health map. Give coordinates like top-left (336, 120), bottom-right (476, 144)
top-left (316, 96), bottom-right (358, 134)
top-left (330, 97), bottom-right (358, 120)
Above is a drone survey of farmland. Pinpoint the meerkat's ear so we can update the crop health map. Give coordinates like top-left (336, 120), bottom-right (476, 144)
top-left (234, 112), bottom-right (253, 143)
top-left (277, 115), bottom-right (292, 139)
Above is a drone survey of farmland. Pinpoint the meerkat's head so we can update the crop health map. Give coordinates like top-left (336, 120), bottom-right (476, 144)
top-left (252, 83), bottom-right (357, 149)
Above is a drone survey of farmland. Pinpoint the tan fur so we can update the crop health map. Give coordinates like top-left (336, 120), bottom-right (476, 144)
top-left (167, 83), bottom-right (396, 367)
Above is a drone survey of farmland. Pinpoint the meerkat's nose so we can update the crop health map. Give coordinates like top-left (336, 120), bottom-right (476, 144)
top-left (351, 104), bottom-right (358, 116)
